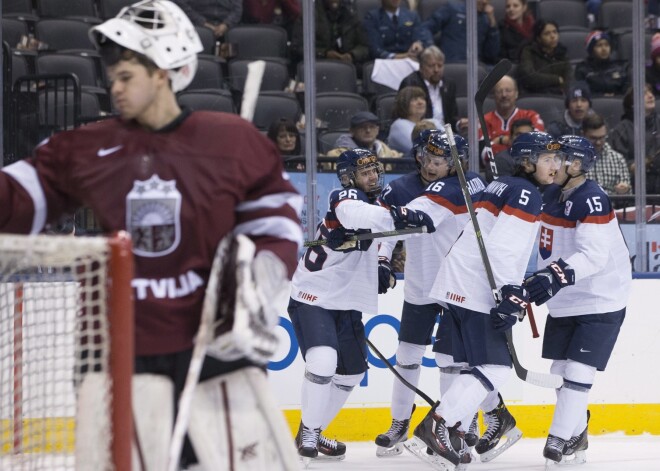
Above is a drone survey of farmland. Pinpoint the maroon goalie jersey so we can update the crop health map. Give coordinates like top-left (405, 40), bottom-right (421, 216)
top-left (0, 110), bottom-right (303, 355)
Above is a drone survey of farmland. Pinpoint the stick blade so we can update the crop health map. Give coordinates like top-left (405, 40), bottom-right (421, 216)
top-left (240, 60), bottom-right (266, 122)
top-left (475, 59), bottom-right (512, 104)
top-left (523, 370), bottom-right (564, 389)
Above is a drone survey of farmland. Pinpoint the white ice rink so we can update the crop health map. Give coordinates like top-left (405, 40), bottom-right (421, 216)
top-left (309, 435), bottom-right (660, 470)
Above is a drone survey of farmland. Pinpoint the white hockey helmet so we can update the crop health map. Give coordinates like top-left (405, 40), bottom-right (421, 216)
top-left (89, 0), bottom-right (203, 92)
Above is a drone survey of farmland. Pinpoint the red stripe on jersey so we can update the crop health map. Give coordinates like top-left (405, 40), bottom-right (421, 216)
top-left (475, 200), bottom-right (499, 216)
top-left (324, 219), bottom-right (340, 229)
top-left (582, 211), bottom-right (615, 224)
top-left (541, 213), bottom-right (577, 228)
top-left (501, 204), bottom-right (540, 223)
top-left (425, 194), bottom-right (467, 214)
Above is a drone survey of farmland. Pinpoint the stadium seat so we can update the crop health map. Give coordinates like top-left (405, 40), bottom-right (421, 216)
top-left (361, 61), bottom-right (397, 98)
top-left (39, 87), bottom-right (102, 128)
top-left (2, 17), bottom-right (29, 49)
top-left (195, 26), bottom-right (216, 56)
top-left (456, 96), bottom-right (495, 119)
top-left (590, 96), bottom-right (624, 130)
top-left (560, 29), bottom-right (590, 64)
top-left (229, 59), bottom-right (290, 93)
top-left (36, 0), bottom-right (98, 20)
top-left (98, 0), bottom-right (133, 19)
top-left (615, 31), bottom-right (651, 62)
top-left (599, 1), bottom-right (633, 32)
top-left (316, 92), bottom-right (369, 131)
top-left (317, 130), bottom-right (347, 154)
top-left (297, 60), bottom-right (358, 94)
top-left (536, 0), bottom-right (589, 30)
top-left (251, 91), bottom-right (301, 131)
top-left (443, 63), bottom-right (488, 98)
top-left (374, 92), bottom-right (398, 134)
top-left (225, 25), bottom-right (288, 61)
top-left (36, 18), bottom-right (99, 51)
top-left (187, 54), bottom-right (226, 91)
top-left (3, 0), bottom-right (34, 15)
top-left (516, 95), bottom-right (566, 126)
top-left (177, 89), bottom-right (236, 113)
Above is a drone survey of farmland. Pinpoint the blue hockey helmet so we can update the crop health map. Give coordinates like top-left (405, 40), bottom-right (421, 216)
top-left (413, 128), bottom-right (442, 159)
top-left (423, 133), bottom-right (468, 169)
top-left (558, 135), bottom-right (598, 173)
top-left (336, 148), bottom-right (384, 198)
top-left (510, 131), bottom-right (561, 165)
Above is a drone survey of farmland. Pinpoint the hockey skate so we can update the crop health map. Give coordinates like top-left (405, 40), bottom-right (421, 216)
top-left (544, 434), bottom-right (567, 468)
top-left (295, 422), bottom-right (346, 464)
top-left (464, 413), bottom-right (479, 447)
top-left (375, 417), bottom-right (411, 457)
top-left (560, 410), bottom-right (590, 466)
top-left (475, 397), bottom-right (522, 462)
top-left (295, 423), bottom-right (320, 468)
top-left (403, 407), bottom-right (463, 471)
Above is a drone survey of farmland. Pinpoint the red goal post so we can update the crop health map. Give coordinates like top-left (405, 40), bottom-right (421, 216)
top-left (0, 232), bottom-right (134, 471)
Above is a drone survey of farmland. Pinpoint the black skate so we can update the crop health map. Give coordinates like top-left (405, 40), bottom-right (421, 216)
top-left (375, 417), bottom-right (411, 457)
top-left (403, 406), bottom-right (463, 471)
top-left (465, 412), bottom-right (479, 447)
top-left (561, 410), bottom-right (590, 466)
top-left (543, 434), bottom-right (566, 466)
top-left (475, 395), bottom-right (522, 462)
top-left (318, 434), bottom-right (346, 461)
top-left (295, 422), bottom-right (320, 468)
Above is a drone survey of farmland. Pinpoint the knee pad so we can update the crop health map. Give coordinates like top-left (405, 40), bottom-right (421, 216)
top-left (473, 364), bottom-right (511, 392)
top-left (563, 360), bottom-right (596, 392)
top-left (332, 373), bottom-right (364, 392)
top-left (435, 352), bottom-right (463, 374)
top-left (305, 345), bottom-right (337, 378)
top-left (396, 341), bottom-right (426, 368)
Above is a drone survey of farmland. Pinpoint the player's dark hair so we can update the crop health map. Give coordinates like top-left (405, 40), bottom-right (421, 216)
top-left (97, 38), bottom-right (159, 73)
top-left (510, 118), bottom-right (533, 136)
top-left (582, 113), bottom-right (606, 133)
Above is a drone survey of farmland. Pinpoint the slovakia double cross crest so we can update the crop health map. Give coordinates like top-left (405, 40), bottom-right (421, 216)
top-left (127, 174), bottom-right (181, 257)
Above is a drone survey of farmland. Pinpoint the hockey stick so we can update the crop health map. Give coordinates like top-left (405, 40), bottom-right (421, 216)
top-left (366, 338), bottom-right (437, 407)
top-left (445, 127), bottom-right (562, 389)
top-left (303, 226), bottom-right (427, 247)
top-left (476, 59), bottom-right (541, 339)
top-left (240, 60), bottom-right (266, 122)
top-left (476, 59), bottom-right (511, 180)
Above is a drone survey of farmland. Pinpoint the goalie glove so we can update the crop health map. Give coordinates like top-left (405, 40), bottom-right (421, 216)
top-left (490, 284), bottom-right (529, 332)
top-left (377, 256), bottom-right (396, 294)
top-left (205, 234), bottom-right (289, 365)
top-left (389, 206), bottom-right (436, 233)
top-left (524, 258), bottom-right (575, 305)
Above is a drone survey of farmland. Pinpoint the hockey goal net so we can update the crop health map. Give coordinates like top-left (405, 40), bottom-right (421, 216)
top-left (0, 233), bottom-right (133, 470)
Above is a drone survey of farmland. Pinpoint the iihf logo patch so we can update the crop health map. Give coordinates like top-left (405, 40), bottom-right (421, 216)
top-left (539, 226), bottom-right (554, 260)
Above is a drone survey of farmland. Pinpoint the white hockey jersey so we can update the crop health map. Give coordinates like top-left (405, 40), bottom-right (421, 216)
top-left (431, 176), bottom-right (543, 314)
top-left (537, 180), bottom-right (632, 317)
top-left (290, 187), bottom-right (395, 313)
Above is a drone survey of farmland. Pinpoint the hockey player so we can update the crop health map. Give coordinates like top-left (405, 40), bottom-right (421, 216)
top-left (403, 131), bottom-right (562, 470)
top-left (374, 132), bottom-right (487, 457)
top-left (0, 2), bottom-right (303, 469)
top-left (288, 148), bottom-right (435, 466)
top-left (524, 135), bottom-right (631, 466)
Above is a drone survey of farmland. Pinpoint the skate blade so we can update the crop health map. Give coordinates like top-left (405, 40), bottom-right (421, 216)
top-left (403, 437), bottom-right (456, 471)
top-left (376, 443), bottom-right (404, 457)
top-left (315, 453), bottom-right (346, 461)
top-left (479, 426), bottom-right (523, 463)
top-left (301, 456), bottom-right (312, 468)
top-left (546, 450), bottom-right (586, 467)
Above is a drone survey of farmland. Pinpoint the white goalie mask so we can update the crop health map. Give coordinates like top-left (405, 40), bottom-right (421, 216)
top-left (89, 0), bottom-right (203, 92)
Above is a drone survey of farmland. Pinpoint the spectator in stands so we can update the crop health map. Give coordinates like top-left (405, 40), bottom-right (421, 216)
top-left (486, 118), bottom-right (535, 181)
top-left (174, 0), bottom-right (242, 38)
top-left (610, 85), bottom-right (660, 193)
top-left (267, 117), bottom-right (301, 157)
top-left (481, 75), bottom-right (545, 156)
top-left (291, 0), bottom-right (369, 69)
top-left (645, 33), bottom-right (660, 96)
top-left (498, 0), bottom-right (535, 63)
top-left (242, 0), bottom-right (300, 38)
top-left (422, 0), bottom-right (500, 65)
top-left (518, 19), bottom-right (572, 95)
top-left (398, 46), bottom-right (463, 133)
top-left (582, 113), bottom-right (631, 195)
top-left (547, 82), bottom-right (593, 137)
top-left (326, 111), bottom-right (402, 158)
top-left (387, 86), bottom-right (444, 154)
top-left (574, 30), bottom-right (629, 96)
top-left (363, 0), bottom-right (431, 60)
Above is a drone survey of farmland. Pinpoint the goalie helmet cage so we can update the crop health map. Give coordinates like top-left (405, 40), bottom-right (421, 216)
top-left (0, 233), bottom-right (134, 471)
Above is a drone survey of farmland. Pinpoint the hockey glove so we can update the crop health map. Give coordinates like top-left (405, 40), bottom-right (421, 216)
top-left (324, 227), bottom-right (372, 252)
top-left (490, 284), bottom-right (529, 332)
top-left (524, 258), bottom-right (575, 305)
top-left (390, 206), bottom-right (436, 233)
top-left (378, 256), bottom-right (397, 294)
